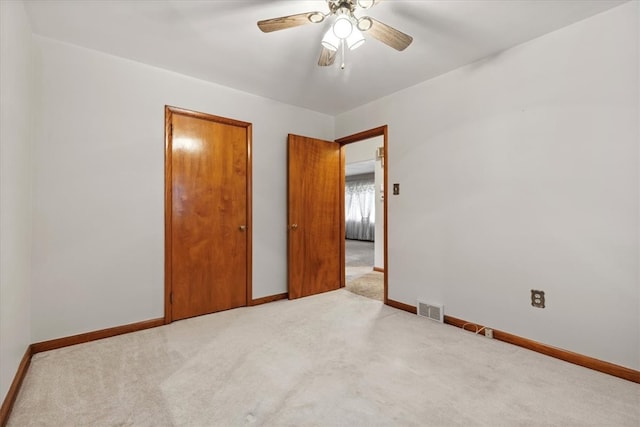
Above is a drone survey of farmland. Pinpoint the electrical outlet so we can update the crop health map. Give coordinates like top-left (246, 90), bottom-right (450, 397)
top-left (531, 289), bottom-right (545, 308)
top-left (484, 328), bottom-right (493, 339)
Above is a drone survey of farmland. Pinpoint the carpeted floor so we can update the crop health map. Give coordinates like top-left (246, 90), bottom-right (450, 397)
top-left (345, 239), bottom-right (374, 268)
top-left (345, 239), bottom-right (383, 301)
top-left (345, 271), bottom-right (383, 301)
top-left (8, 290), bottom-right (640, 426)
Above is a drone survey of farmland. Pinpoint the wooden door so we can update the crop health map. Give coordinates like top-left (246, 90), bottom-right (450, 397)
top-left (165, 106), bottom-right (252, 322)
top-left (288, 134), bottom-right (342, 299)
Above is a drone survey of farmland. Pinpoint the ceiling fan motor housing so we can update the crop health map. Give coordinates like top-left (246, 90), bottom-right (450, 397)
top-left (328, 1), bottom-right (357, 14)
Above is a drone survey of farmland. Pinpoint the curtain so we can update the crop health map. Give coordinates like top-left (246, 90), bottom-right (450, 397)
top-left (345, 179), bottom-right (375, 241)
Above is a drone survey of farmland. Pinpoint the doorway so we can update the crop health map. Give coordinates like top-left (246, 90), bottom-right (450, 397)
top-left (164, 106), bottom-right (252, 322)
top-left (343, 136), bottom-right (383, 301)
top-left (286, 127), bottom-right (387, 303)
top-left (337, 126), bottom-right (388, 303)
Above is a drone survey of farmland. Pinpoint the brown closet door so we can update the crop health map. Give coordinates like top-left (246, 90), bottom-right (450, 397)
top-left (168, 108), bottom-right (251, 321)
top-left (287, 134), bottom-right (341, 299)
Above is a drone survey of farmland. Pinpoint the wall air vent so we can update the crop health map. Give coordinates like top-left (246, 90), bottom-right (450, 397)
top-left (417, 300), bottom-right (444, 323)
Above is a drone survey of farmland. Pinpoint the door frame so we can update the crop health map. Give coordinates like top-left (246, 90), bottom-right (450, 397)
top-left (336, 125), bottom-right (388, 303)
top-left (164, 105), bottom-right (253, 324)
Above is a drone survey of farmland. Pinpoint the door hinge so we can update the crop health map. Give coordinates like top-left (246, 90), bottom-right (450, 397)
top-left (170, 292), bottom-right (173, 304)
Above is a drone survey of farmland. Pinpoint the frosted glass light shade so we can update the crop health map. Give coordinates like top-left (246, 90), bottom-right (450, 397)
top-left (347, 28), bottom-right (365, 50)
top-left (357, 0), bottom-right (374, 8)
top-left (333, 15), bottom-right (353, 39)
top-left (321, 28), bottom-right (340, 51)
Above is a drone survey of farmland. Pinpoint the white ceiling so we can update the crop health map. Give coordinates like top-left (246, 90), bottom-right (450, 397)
top-left (346, 159), bottom-right (375, 176)
top-left (23, 0), bottom-right (627, 115)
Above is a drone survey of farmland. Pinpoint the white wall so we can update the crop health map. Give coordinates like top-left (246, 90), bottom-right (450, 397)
top-left (31, 37), bottom-right (334, 342)
top-left (336, 2), bottom-right (639, 370)
top-left (0, 0), bottom-right (34, 401)
top-left (345, 136), bottom-right (385, 268)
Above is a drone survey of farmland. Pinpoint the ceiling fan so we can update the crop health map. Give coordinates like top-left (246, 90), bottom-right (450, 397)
top-left (257, 0), bottom-right (413, 68)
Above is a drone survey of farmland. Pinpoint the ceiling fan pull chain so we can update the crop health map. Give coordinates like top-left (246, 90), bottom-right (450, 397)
top-left (341, 39), bottom-right (346, 70)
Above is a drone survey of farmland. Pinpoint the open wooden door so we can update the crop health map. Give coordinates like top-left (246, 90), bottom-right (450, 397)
top-left (288, 134), bottom-right (342, 299)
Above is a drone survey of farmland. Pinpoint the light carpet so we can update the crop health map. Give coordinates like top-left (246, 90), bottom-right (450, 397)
top-left (345, 239), bottom-right (374, 267)
top-left (345, 271), bottom-right (384, 301)
top-left (9, 290), bottom-right (640, 426)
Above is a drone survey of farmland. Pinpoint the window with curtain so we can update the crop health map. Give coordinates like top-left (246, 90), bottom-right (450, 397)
top-left (345, 177), bottom-right (375, 241)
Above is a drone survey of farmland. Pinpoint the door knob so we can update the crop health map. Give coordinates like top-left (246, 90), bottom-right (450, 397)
top-left (290, 223), bottom-right (298, 230)
top-left (239, 225), bottom-right (247, 231)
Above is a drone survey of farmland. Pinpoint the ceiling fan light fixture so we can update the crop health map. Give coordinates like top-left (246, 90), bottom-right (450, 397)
top-left (347, 28), bottom-right (365, 50)
top-left (321, 28), bottom-right (340, 51)
top-left (332, 14), bottom-right (353, 39)
top-left (357, 17), bottom-right (373, 31)
top-left (308, 12), bottom-right (325, 23)
top-left (357, 0), bottom-right (374, 8)
top-left (258, 1), bottom-right (413, 67)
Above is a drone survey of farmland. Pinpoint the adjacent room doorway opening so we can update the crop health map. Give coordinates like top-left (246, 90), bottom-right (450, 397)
top-left (337, 126), bottom-right (388, 303)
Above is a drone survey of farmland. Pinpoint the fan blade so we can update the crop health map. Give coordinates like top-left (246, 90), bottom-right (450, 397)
top-left (318, 47), bottom-right (337, 66)
top-left (257, 12), bottom-right (324, 33)
top-left (365, 17), bottom-right (413, 51)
